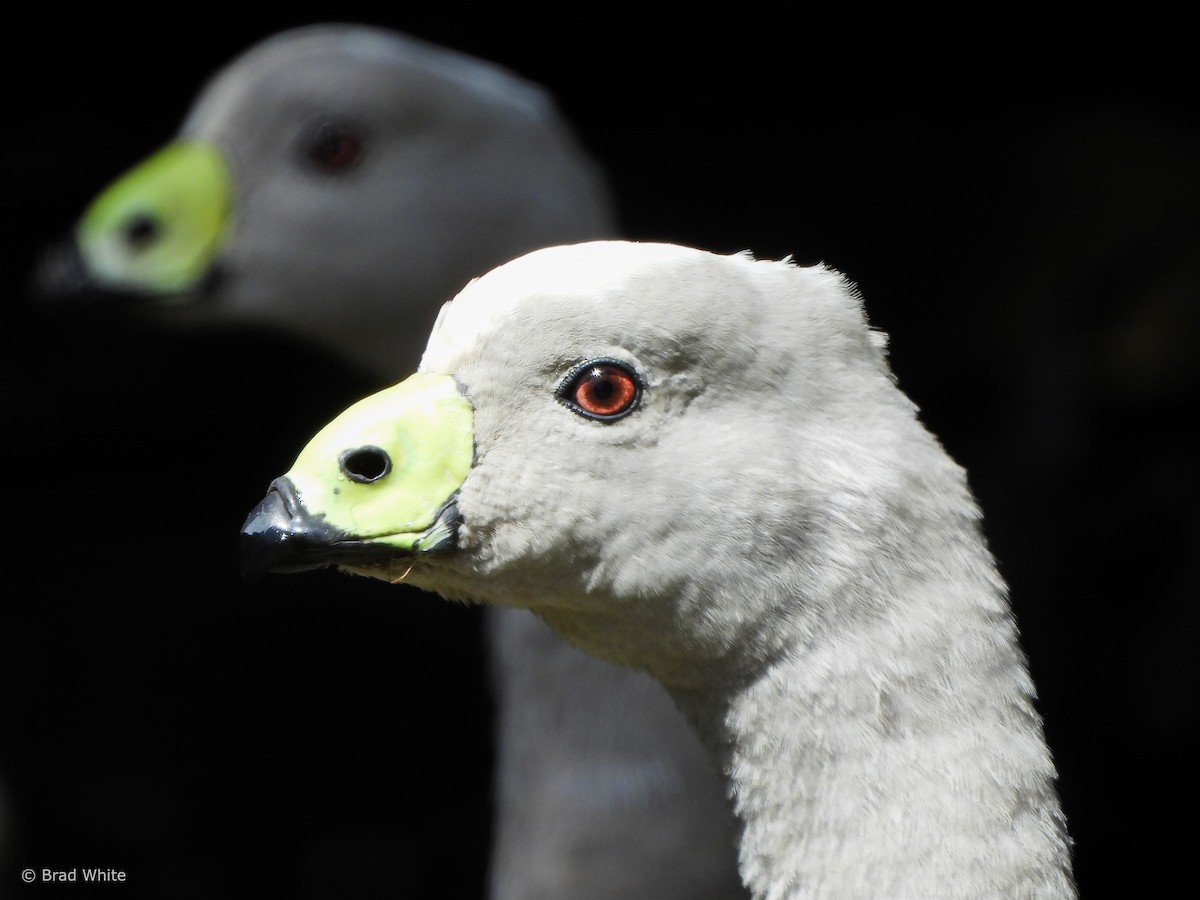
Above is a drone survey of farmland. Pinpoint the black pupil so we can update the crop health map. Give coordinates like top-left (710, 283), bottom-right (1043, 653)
top-left (588, 370), bottom-right (615, 400)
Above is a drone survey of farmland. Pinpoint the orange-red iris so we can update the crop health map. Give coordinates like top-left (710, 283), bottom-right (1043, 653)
top-left (571, 364), bottom-right (639, 418)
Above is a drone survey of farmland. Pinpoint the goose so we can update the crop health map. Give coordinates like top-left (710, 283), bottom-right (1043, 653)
top-left (240, 240), bottom-right (1078, 899)
top-left (36, 24), bottom-right (746, 900)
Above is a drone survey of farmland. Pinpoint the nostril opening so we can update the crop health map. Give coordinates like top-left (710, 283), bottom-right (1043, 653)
top-left (338, 446), bottom-right (392, 484)
top-left (123, 212), bottom-right (161, 249)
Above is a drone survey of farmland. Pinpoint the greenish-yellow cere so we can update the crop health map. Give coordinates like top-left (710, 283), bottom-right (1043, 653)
top-left (286, 373), bottom-right (474, 550)
top-left (77, 140), bottom-right (231, 294)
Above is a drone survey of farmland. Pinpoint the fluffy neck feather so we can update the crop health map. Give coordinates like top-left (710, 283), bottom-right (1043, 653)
top-left (665, 475), bottom-right (1076, 899)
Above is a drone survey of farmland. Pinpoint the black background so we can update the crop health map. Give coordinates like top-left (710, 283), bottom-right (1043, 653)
top-left (3, 7), bottom-right (1196, 898)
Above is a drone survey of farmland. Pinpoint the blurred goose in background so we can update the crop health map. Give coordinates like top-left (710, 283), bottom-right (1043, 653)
top-left (37, 24), bottom-right (746, 900)
top-left (241, 240), bottom-right (1078, 899)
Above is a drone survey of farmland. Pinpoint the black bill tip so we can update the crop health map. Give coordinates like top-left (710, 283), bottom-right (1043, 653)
top-left (239, 477), bottom-right (340, 581)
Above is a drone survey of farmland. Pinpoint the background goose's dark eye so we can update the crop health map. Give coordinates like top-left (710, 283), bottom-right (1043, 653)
top-left (559, 360), bottom-right (641, 421)
top-left (304, 122), bottom-right (364, 174)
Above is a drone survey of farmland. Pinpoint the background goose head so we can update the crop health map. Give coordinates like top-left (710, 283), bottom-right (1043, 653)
top-left (37, 23), bottom-right (616, 377)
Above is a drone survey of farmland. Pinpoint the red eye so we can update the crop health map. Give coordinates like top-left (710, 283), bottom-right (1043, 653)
top-left (305, 122), bottom-right (364, 173)
top-left (559, 360), bottom-right (641, 421)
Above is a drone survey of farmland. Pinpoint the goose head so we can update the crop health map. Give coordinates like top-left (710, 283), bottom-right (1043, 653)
top-left (241, 240), bottom-right (978, 691)
top-left (37, 24), bottom-right (615, 377)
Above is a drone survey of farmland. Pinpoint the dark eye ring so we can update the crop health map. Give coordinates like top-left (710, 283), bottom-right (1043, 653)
top-left (303, 122), bottom-right (365, 174)
top-left (557, 359), bottom-right (642, 421)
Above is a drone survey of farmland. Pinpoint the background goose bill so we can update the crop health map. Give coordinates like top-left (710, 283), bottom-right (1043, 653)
top-left (37, 140), bottom-right (232, 303)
